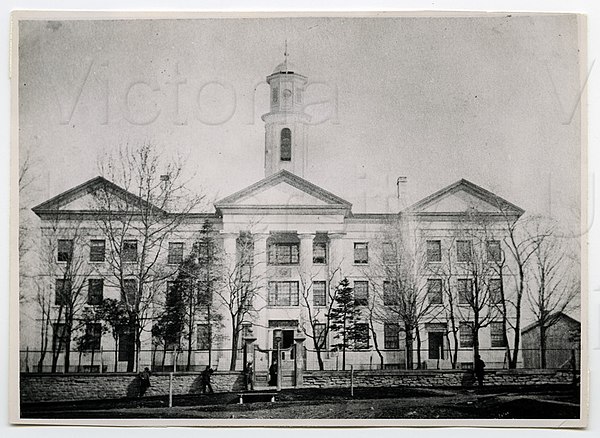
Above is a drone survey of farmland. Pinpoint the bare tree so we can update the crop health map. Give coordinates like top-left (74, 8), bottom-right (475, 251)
top-left (499, 210), bottom-right (549, 368)
top-left (216, 232), bottom-right (264, 371)
top-left (38, 216), bottom-right (92, 372)
top-left (92, 141), bottom-right (204, 372)
top-left (297, 263), bottom-right (341, 371)
top-left (527, 227), bottom-right (579, 368)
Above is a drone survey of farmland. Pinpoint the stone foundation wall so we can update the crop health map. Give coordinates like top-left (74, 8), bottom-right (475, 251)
top-left (20, 371), bottom-right (244, 403)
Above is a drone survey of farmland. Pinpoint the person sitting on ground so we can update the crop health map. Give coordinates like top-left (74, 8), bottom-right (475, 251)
top-left (200, 365), bottom-right (215, 394)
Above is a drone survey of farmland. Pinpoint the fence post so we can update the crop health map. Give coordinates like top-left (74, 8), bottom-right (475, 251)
top-left (169, 372), bottom-right (173, 408)
top-left (350, 365), bottom-right (354, 397)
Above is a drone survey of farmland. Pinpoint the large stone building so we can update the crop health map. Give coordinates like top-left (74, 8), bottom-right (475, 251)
top-left (23, 56), bottom-right (525, 376)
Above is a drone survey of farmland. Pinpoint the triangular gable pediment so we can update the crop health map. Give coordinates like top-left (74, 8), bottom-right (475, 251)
top-left (32, 176), bottom-right (164, 215)
top-left (215, 170), bottom-right (352, 214)
top-left (407, 179), bottom-right (524, 217)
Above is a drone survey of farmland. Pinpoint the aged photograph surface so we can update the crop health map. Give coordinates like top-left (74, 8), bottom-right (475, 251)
top-left (13, 12), bottom-right (586, 426)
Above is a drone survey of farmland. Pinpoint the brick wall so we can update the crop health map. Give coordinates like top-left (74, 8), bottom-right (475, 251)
top-left (20, 371), bottom-right (245, 403)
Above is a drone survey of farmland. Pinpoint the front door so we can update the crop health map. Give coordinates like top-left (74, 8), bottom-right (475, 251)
top-left (428, 332), bottom-right (445, 360)
top-left (273, 329), bottom-right (295, 360)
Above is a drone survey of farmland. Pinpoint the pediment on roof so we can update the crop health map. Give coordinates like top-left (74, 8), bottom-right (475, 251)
top-left (215, 170), bottom-right (352, 214)
top-left (32, 176), bottom-right (163, 216)
top-left (407, 179), bottom-right (524, 217)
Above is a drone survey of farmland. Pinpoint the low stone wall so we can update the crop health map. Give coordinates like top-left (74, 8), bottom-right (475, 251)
top-left (21, 368), bottom-right (576, 404)
top-left (302, 369), bottom-right (576, 389)
top-left (21, 371), bottom-right (244, 403)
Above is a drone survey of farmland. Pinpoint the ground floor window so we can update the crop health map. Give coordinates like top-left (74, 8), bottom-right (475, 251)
top-left (384, 323), bottom-right (400, 349)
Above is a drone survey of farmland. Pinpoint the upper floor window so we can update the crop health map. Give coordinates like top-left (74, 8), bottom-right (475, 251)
top-left (488, 278), bottom-right (503, 305)
top-left (426, 240), bottom-right (442, 262)
top-left (486, 240), bottom-right (502, 262)
top-left (57, 239), bottom-right (73, 262)
top-left (280, 128), bottom-right (292, 161)
top-left (313, 281), bottom-right (327, 307)
top-left (89, 239), bottom-right (105, 262)
top-left (268, 242), bottom-right (299, 265)
top-left (456, 240), bottom-right (472, 262)
top-left (268, 281), bottom-right (299, 306)
top-left (122, 240), bottom-right (138, 262)
top-left (121, 279), bottom-right (138, 305)
top-left (313, 241), bottom-right (327, 264)
top-left (168, 242), bottom-right (184, 265)
top-left (458, 279), bottom-right (473, 305)
top-left (87, 279), bottom-right (104, 305)
top-left (383, 281), bottom-right (398, 306)
top-left (382, 242), bottom-right (396, 264)
top-left (354, 281), bottom-right (369, 306)
top-left (354, 242), bottom-right (369, 264)
top-left (427, 279), bottom-right (443, 305)
top-left (55, 279), bottom-right (71, 306)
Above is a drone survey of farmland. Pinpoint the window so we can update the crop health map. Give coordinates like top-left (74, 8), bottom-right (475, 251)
top-left (89, 239), bottom-right (105, 262)
top-left (427, 279), bottom-right (443, 305)
top-left (486, 240), bottom-right (502, 262)
top-left (52, 323), bottom-right (68, 352)
top-left (168, 242), bottom-right (184, 264)
top-left (459, 322), bottom-right (474, 348)
top-left (268, 243), bottom-right (299, 265)
top-left (456, 240), bottom-right (472, 262)
top-left (490, 322), bottom-right (506, 348)
top-left (313, 281), bottom-right (326, 307)
top-left (271, 86), bottom-right (279, 104)
top-left (121, 279), bottom-right (138, 305)
top-left (313, 241), bottom-right (327, 264)
top-left (314, 323), bottom-right (327, 349)
top-left (55, 279), bottom-right (71, 305)
top-left (382, 242), bottom-right (396, 264)
top-left (354, 281), bottom-right (369, 306)
top-left (165, 281), bottom-right (180, 305)
top-left (85, 323), bottom-right (102, 350)
top-left (195, 242), bottom-right (210, 261)
top-left (426, 240), bottom-right (442, 262)
top-left (353, 323), bottom-right (370, 349)
top-left (197, 323), bottom-right (210, 350)
top-left (384, 323), bottom-right (400, 349)
top-left (87, 279), bottom-right (104, 305)
top-left (57, 239), bottom-right (73, 262)
top-left (268, 281), bottom-right (299, 306)
top-left (280, 128), bottom-right (292, 161)
top-left (489, 278), bottom-right (503, 305)
top-left (118, 328), bottom-right (135, 362)
top-left (383, 281), bottom-right (398, 306)
top-left (238, 281), bottom-right (253, 311)
top-left (458, 279), bottom-right (473, 305)
top-left (123, 240), bottom-right (138, 262)
top-left (354, 242), bottom-right (369, 264)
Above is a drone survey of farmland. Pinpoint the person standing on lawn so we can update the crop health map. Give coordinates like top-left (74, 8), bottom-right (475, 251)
top-left (474, 355), bottom-right (486, 387)
top-left (201, 365), bottom-right (215, 394)
top-left (138, 367), bottom-right (151, 397)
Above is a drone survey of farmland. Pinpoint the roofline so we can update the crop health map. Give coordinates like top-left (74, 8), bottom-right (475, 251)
top-left (405, 178), bottom-right (525, 216)
top-left (522, 312), bottom-right (581, 334)
top-left (32, 176), bottom-right (166, 217)
top-left (215, 170), bottom-right (352, 209)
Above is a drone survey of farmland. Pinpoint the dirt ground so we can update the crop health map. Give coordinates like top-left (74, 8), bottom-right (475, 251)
top-left (21, 385), bottom-right (581, 420)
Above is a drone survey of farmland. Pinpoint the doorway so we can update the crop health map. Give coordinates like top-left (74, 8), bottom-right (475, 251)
top-left (428, 332), bottom-right (445, 360)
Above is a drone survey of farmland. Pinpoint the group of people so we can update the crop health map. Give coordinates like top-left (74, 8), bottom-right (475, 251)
top-left (137, 365), bottom-right (215, 398)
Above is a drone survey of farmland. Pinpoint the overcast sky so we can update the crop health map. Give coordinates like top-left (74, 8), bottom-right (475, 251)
top-left (18, 15), bottom-right (583, 231)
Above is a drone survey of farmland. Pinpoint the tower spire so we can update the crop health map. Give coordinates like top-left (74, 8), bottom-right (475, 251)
top-left (284, 39), bottom-right (289, 70)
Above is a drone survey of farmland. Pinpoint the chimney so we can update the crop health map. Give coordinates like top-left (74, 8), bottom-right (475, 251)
top-left (397, 176), bottom-right (408, 209)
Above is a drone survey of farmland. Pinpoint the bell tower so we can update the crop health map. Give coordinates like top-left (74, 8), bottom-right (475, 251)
top-left (262, 45), bottom-right (309, 177)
